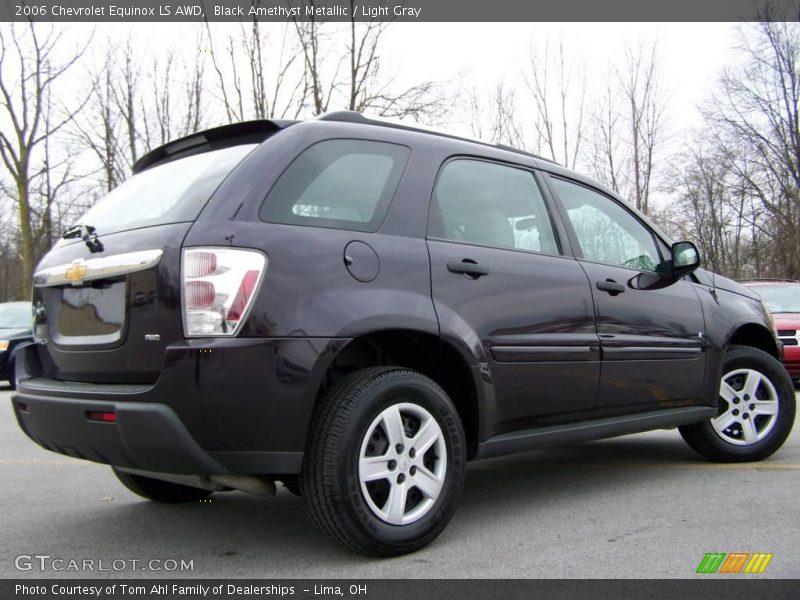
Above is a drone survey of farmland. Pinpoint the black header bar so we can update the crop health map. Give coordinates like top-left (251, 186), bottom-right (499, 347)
top-left (2, 0), bottom-right (800, 23)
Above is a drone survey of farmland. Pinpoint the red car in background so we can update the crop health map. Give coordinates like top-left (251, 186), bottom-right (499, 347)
top-left (742, 280), bottom-right (800, 379)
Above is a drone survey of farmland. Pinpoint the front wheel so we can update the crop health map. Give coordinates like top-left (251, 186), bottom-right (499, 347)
top-left (300, 367), bottom-right (466, 557)
top-left (679, 345), bottom-right (796, 462)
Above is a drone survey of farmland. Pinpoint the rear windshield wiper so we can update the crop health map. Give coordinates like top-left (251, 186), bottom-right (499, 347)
top-left (62, 224), bottom-right (104, 253)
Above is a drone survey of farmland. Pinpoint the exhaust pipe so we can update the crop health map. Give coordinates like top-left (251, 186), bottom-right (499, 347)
top-left (209, 474), bottom-right (276, 497)
top-left (117, 469), bottom-right (276, 497)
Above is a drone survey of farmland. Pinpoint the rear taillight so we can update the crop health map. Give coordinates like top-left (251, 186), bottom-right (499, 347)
top-left (182, 248), bottom-right (266, 336)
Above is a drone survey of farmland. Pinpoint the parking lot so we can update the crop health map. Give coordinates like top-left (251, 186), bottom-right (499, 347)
top-left (1, 383), bottom-right (797, 579)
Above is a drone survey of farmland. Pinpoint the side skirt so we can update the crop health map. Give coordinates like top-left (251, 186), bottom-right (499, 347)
top-left (475, 406), bottom-right (716, 460)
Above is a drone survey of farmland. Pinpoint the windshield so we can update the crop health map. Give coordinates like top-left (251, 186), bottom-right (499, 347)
top-left (0, 303), bottom-right (31, 329)
top-left (751, 285), bottom-right (800, 313)
top-left (73, 145), bottom-right (257, 235)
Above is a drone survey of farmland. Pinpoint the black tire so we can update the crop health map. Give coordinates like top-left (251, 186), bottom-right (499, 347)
top-left (300, 367), bottom-right (466, 557)
top-left (679, 345), bottom-right (796, 462)
top-left (112, 468), bottom-right (212, 503)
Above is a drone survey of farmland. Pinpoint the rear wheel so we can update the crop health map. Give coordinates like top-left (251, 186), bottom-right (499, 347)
top-left (112, 468), bottom-right (212, 503)
top-left (300, 367), bottom-right (466, 557)
top-left (679, 345), bottom-right (795, 462)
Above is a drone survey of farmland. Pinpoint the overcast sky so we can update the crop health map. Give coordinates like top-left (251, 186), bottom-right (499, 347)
top-left (67, 20), bottom-right (741, 136)
top-left (1, 20), bottom-right (749, 213)
top-left (381, 22), bottom-right (740, 133)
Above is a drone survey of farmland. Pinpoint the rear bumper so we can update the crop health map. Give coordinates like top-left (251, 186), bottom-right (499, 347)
top-left (11, 337), bottom-right (349, 475)
top-left (13, 395), bottom-right (228, 474)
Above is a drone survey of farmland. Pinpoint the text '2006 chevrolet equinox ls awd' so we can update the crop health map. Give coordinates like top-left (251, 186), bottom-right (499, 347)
top-left (12, 112), bottom-right (796, 556)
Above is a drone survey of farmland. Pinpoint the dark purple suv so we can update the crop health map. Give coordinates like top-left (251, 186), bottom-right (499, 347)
top-left (12, 113), bottom-right (795, 556)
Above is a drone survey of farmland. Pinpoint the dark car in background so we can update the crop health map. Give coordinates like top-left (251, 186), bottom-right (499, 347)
top-left (742, 280), bottom-right (800, 378)
top-left (10, 113), bottom-right (797, 557)
top-left (0, 301), bottom-right (33, 389)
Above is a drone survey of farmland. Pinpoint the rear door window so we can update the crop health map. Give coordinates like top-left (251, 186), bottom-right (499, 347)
top-left (259, 139), bottom-right (410, 232)
top-left (428, 159), bottom-right (560, 255)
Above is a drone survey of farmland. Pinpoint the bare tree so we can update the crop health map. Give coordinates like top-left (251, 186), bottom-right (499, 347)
top-left (521, 36), bottom-right (587, 168)
top-left (462, 82), bottom-right (527, 149)
top-left (586, 82), bottom-right (627, 193)
top-left (74, 32), bottom-right (209, 193)
top-left (72, 44), bottom-right (126, 191)
top-left (704, 19), bottom-right (800, 278)
top-left (621, 41), bottom-right (665, 214)
top-left (667, 143), bottom-right (753, 278)
top-left (585, 40), bottom-right (665, 214)
top-left (293, 10), bottom-right (445, 120)
top-left (0, 23), bottom-right (87, 298)
top-left (208, 21), bottom-right (305, 121)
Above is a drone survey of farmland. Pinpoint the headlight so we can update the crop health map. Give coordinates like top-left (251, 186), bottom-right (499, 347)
top-left (0, 340), bottom-right (8, 352)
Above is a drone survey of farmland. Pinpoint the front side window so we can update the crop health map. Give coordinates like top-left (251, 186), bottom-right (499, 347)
top-left (551, 178), bottom-right (661, 272)
top-left (260, 139), bottom-right (410, 232)
top-left (429, 159), bottom-right (559, 255)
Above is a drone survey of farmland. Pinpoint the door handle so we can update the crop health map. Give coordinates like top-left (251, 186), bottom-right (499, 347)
top-left (447, 259), bottom-right (489, 278)
top-left (596, 279), bottom-right (625, 295)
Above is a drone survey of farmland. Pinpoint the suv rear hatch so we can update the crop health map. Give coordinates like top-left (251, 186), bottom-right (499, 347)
top-left (30, 121), bottom-right (292, 384)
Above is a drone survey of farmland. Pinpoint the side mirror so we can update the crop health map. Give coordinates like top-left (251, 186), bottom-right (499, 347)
top-left (670, 241), bottom-right (700, 279)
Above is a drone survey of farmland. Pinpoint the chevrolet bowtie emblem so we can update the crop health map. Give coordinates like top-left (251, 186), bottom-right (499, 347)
top-left (65, 262), bottom-right (87, 284)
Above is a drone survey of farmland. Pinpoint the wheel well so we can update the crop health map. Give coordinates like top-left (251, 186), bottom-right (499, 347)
top-left (317, 330), bottom-right (480, 458)
top-left (728, 324), bottom-right (780, 359)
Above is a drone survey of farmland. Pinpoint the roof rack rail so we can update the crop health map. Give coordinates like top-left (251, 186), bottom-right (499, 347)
top-left (317, 111), bottom-right (558, 165)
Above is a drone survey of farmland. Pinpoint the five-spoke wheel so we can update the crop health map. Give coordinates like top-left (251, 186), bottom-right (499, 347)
top-left (712, 368), bottom-right (780, 445)
top-left (300, 367), bottom-right (466, 556)
top-left (358, 403), bottom-right (447, 525)
top-left (680, 345), bottom-right (795, 462)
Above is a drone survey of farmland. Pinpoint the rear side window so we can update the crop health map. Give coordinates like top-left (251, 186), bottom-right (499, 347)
top-left (260, 139), bottom-right (410, 232)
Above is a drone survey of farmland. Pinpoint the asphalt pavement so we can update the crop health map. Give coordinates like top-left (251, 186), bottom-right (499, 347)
top-left (1, 383), bottom-right (798, 579)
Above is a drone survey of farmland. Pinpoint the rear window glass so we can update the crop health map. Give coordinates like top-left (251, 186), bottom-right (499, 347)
top-left (75, 145), bottom-right (257, 235)
top-left (259, 139), bottom-right (410, 232)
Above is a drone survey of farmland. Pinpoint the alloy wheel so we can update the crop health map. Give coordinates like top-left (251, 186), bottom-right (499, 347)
top-left (712, 368), bottom-right (779, 446)
top-left (358, 402), bottom-right (447, 525)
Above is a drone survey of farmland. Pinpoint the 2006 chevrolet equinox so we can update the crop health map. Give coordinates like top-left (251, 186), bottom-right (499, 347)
top-left (12, 112), bottom-right (796, 556)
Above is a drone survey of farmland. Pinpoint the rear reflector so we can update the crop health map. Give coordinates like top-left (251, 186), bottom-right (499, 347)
top-left (17, 402), bottom-right (29, 413)
top-left (87, 411), bottom-right (117, 423)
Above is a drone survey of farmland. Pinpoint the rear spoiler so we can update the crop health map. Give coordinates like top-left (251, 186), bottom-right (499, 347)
top-left (132, 119), bottom-right (298, 174)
